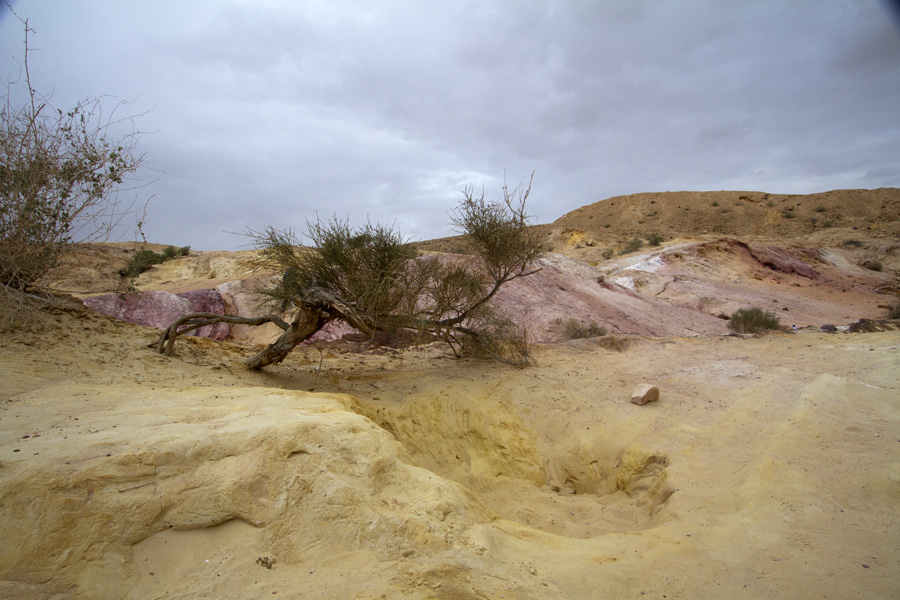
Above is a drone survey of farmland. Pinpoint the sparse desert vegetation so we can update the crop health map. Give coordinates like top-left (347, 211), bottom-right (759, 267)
top-left (561, 317), bottom-right (607, 339)
top-left (727, 307), bottom-right (781, 334)
top-left (121, 245), bottom-right (190, 279)
top-left (646, 232), bottom-right (664, 246)
top-left (863, 258), bottom-right (884, 272)
top-left (621, 237), bottom-right (644, 254)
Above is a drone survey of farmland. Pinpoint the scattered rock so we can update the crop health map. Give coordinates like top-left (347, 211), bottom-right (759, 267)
top-left (631, 384), bottom-right (659, 406)
top-left (847, 318), bottom-right (896, 333)
top-left (821, 324), bottom-right (838, 334)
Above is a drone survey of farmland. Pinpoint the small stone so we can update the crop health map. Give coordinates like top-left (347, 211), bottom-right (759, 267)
top-left (631, 384), bottom-right (659, 406)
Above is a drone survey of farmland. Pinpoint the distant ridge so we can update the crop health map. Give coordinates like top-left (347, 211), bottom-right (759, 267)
top-left (417, 188), bottom-right (900, 255)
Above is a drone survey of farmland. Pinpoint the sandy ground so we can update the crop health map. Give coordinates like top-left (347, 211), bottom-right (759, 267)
top-left (1, 302), bottom-right (898, 599)
top-left (3, 187), bottom-right (898, 598)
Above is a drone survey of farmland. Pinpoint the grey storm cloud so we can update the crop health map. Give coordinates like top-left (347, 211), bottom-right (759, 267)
top-left (2, 0), bottom-right (899, 250)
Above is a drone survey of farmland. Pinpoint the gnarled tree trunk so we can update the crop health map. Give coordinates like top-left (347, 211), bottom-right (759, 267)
top-left (244, 307), bottom-right (331, 369)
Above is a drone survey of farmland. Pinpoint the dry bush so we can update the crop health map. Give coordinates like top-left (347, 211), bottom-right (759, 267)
top-left (646, 232), bottom-right (664, 246)
top-left (863, 259), bottom-right (883, 272)
top-left (1, 15), bottom-right (146, 325)
top-left (621, 237), bottom-right (644, 254)
top-left (727, 307), bottom-right (781, 334)
top-left (165, 175), bottom-right (544, 368)
top-left (561, 318), bottom-right (607, 340)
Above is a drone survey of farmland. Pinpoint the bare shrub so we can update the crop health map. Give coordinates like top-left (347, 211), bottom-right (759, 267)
top-left (1, 15), bottom-right (146, 326)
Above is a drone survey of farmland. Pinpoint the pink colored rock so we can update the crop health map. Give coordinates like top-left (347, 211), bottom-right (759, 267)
top-left (83, 289), bottom-right (229, 340)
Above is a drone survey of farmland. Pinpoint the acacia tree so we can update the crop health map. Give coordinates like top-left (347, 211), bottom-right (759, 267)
top-left (0, 16), bottom-right (146, 327)
top-left (157, 175), bottom-right (544, 368)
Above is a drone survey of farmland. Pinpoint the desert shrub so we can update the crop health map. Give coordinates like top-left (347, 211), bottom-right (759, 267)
top-left (601, 248), bottom-right (615, 260)
top-left (782, 209), bottom-right (796, 219)
top-left (646, 232), bottom-right (664, 246)
top-left (621, 237), bottom-right (644, 254)
top-left (206, 175), bottom-right (546, 369)
top-left (1, 16), bottom-right (145, 326)
top-left (863, 259), bottom-right (883, 272)
top-left (815, 206), bottom-right (827, 213)
top-left (561, 318), bottom-right (607, 340)
top-left (162, 245), bottom-right (190, 260)
top-left (727, 307), bottom-right (781, 334)
top-left (887, 304), bottom-right (900, 319)
top-left (711, 201), bottom-right (719, 207)
top-left (121, 245), bottom-right (189, 279)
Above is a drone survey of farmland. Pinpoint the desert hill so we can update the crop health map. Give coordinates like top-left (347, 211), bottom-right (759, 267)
top-left (1, 188), bottom-right (899, 599)
top-left (550, 187), bottom-right (900, 244)
top-left (420, 187), bottom-right (900, 261)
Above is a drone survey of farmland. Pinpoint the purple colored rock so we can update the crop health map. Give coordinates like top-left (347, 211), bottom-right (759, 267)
top-left (83, 289), bottom-right (230, 340)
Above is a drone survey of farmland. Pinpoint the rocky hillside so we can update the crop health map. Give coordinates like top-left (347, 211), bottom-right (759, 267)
top-left (420, 187), bottom-right (900, 258)
top-left (43, 188), bottom-right (899, 347)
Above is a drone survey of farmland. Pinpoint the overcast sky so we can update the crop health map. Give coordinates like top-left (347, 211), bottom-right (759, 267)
top-left (2, 1), bottom-right (899, 250)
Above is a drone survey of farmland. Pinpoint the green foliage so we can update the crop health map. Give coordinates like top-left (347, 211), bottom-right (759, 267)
top-left (162, 244), bottom-right (189, 260)
top-left (711, 201), bottom-right (719, 207)
top-left (621, 237), bottom-right (644, 254)
top-left (561, 318), bottom-right (607, 340)
top-left (602, 248), bottom-right (615, 260)
top-left (728, 307), bottom-right (781, 334)
top-left (646, 232), bottom-right (664, 246)
top-left (451, 181), bottom-right (543, 284)
top-left (121, 246), bottom-right (189, 280)
top-left (257, 220), bottom-right (419, 322)
top-left (782, 209), bottom-right (796, 219)
top-left (251, 175), bottom-right (544, 365)
top-left (814, 205), bottom-right (827, 213)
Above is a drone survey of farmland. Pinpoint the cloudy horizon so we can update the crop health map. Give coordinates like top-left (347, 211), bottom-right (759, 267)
top-left (2, 1), bottom-right (899, 250)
